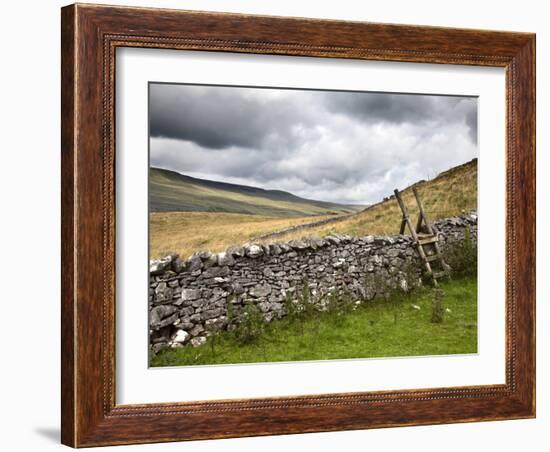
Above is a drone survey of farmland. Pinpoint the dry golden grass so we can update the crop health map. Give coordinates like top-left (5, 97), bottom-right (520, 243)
top-left (150, 212), bottom-right (333, 259)
top-left (259, 160), bottom-right (477, 242)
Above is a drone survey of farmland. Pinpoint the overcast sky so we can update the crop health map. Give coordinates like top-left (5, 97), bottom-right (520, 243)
top-left (149, 83), bottom-right (477, 205)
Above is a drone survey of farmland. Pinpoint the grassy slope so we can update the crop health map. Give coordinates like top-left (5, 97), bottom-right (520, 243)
top-left (150, 167), bottom-right (363, 216)
top-left (151, 276), bottom-right (477, 366)
top-left (261, 159), bottom-right (477, 242)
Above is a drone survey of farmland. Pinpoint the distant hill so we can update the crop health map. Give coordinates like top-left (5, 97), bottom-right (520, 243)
top-left (149, 167), bottom-right (364, 217)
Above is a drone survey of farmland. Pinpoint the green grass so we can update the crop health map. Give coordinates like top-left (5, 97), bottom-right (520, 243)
top-left (151, 276), bottom-right (477, 367)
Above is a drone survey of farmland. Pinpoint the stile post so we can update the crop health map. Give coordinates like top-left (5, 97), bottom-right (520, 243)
top-left (412, 187), bottom-right (450, 273)
top-left (394, 189), bottom-right (437, 285)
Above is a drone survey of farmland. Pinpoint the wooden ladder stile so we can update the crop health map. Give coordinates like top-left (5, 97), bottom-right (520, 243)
top-left (394, 187), bottom-right (450, 287)
top-left (412, 187), bottom-right (451, 274)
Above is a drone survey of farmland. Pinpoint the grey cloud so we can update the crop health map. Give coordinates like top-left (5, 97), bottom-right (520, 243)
top-left (324, 92), bottom-right (442, 122)
top-left (324, 92), bottom-right (477, 144)
top-left (464, 102), bottom-right (478, 143)
top-left (149, 84), bottom-right (317, 151)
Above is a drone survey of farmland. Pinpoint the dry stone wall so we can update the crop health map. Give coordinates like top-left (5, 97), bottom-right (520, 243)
top-left (149, 212), bottom-right (477, 353)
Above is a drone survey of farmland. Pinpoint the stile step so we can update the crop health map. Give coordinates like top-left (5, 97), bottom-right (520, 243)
top-left (418, 236), bottom-right (438, 245)
top-left (426, 254), bottom-right (441, 262)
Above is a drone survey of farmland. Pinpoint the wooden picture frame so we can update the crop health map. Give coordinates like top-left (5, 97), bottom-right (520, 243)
top-left (61, 3), bottom-right (535, 447)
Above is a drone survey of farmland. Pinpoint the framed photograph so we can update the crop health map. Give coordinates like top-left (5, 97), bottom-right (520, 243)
top-left (61, 4), bottom-right (535, 447)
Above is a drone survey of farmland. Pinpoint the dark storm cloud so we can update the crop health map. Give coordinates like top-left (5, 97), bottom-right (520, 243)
top-left (324, 92), bottom-right (477, 143)
top-left (324, 92), bottom-right (443, 123)
top-left (150, 84), bottom-right (478, 204)
top-left (149, 84), bottom-right (314, 150)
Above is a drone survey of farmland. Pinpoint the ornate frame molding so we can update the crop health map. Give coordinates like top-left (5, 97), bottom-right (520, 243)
top-left (61, 4), bottom-right (535, 447)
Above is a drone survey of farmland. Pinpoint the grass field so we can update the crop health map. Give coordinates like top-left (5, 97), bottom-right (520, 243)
top-left (150, 211), bottom-right (334, 259)
top-left (151, 276), bottom-right (477, 367)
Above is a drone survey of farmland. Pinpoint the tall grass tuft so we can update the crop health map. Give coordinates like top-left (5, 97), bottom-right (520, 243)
top-left (233, 301), bottom-right (265, 345)
top-left (431, 288), bottom-right (445, 323)
top-left (444, 226), bottom-right (477, 277)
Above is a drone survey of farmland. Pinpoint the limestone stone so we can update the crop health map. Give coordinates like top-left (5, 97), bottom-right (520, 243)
top-left (202, 266), bottom-right (230, 279)
top-left (172, 329), bottom-right (190, 344)
top-left (246, 244), bottom-right (264, 258)
top-left (202, 253), bottom-right (218, 268)
top-left (181, 288), bottom-right (201, 301)
top-left (171, 256), bottom-right (185, 273)
top-left (190, 324), bottom-right (204, 337)
top-left (217, 252), bottom-right (235, 266)
top-left (191, 337), bottom-right (207, 347)
top-left (186, 255), bottom-right (203, 272)
top-left (149, 255), bottom-right (173, 275)
top-left (289, 239), bottom-right (308, 250)
top-left (150, 305), bottom-right (176, 327)
top-left (232, 282), bottom-right (245, 295)
top-left (201, 308), bottom-right (222, 320)
top-left (150, 312), bottom-right (179, 331)
top-left (249, 283), bottom-right (272, 298)
top-left (227, 246), bottom-right (245, 257)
